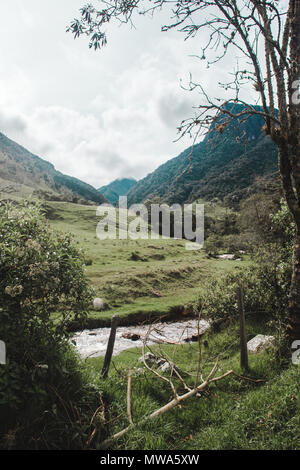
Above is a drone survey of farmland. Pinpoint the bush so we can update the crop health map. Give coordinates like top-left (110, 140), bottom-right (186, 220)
top-left (204, 234), bottom-right (224, 256)
top-left (0, 201), bottom-right (97, 448)
top-left (199, 244), bottom-right (291, 325)
top-left (200, 200), bottom-right (293, 328)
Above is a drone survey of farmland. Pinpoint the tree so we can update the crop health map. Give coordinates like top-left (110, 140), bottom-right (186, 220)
top-left (68, 0), bottom-right (300, 342)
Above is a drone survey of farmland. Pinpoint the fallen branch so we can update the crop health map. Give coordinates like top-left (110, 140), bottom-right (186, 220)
top-left (98, 365), bottom-right (233, 449)
top-left (232, 372), bottom-right (265, 383)
top-left (142, 335), bottom-right (178, 399)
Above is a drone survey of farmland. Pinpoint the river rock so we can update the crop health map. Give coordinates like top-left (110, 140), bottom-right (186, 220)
top-left (247, 334), bottom-right (275, 354)
top-left (217, 254), bottom-right (235, 260)
top-left (184, 332), bottom-right (205, 343)
top-left (158, 361), bottom-right (180, 374)
top-left (122, 332), bottom-right (141, 341)
top-left (139, 352), bottom-right (164, 367)
top-left (93, 298), bottom-right (105, 311)
top-left (139, 353), bottom-right (179, 374)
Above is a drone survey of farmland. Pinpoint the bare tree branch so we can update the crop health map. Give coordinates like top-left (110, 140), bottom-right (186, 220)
top-left (99, 362), bottom-right (233, 449)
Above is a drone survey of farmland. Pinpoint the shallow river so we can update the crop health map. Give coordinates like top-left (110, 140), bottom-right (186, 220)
top-left (73, 319), bottom-right (210, 359)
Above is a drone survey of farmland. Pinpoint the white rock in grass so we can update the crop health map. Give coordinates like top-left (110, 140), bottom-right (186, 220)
top-left (247, 334), bottom-right (275, 354)
top-left (158, 362), bottom-right (172, 373)
top-left (93, 298), bottom-right (105, 311)
top-left (217, 254), bottom-right (235, 260)
top-left (138, 352), bottom-right (159, 365)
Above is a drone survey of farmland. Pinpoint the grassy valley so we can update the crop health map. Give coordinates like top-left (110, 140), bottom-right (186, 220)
top-left (1, 197), bottom-right (291, 451)
top-left (36, 185), bottom-right (298, 451)
top-left (46, 201), bottom-right (246, 327)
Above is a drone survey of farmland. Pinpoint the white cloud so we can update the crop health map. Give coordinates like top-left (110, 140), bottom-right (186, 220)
top-left (0, 0), bottom-right (258, 189)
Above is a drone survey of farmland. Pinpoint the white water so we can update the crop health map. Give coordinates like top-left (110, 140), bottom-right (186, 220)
top-left (72, 319), bottom-right (210, 359)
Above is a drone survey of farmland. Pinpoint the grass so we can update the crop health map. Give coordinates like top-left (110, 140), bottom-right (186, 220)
top-left (84, 320), bottom-right (300, 450)
top-left (46, 201), bottom-right (248, 326)
top-left (2, 198), bottom-right (298, 450)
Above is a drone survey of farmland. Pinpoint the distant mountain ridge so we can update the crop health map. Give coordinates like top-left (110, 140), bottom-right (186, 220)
top-left (127, 103), bottom-right (278, 205)
top-left (0, 132), bottom-right (106, 204)
top-left (98, 177), bottom-right (136, 204)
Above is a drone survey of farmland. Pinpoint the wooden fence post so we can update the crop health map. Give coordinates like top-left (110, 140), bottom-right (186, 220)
top-left (101, 315), bottom-right (119, 379)
top-left (236, 284), bottom-right (249, 371)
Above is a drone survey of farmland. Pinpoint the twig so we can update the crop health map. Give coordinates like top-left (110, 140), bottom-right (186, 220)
top-left (127, 369), bottom-right (133, 425)
top-left (85, 428), bottom-right (97, 449)
top-left (142, 332), bottom-right (178, 399)
top-left (232, 372), bottom-right (265, 383)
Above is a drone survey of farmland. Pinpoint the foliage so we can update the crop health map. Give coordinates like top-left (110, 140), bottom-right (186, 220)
top-left (0, 201), bottom-right (92, 327)
top-left (200, 251), bottom-right (289, 324)
top-left (238, 191), bottom-right (281, 243)
top-left (204, 182), bottom-right (285, 256)
top-left (204, 210), bottom-right (240, 254)
top-left (98, 178), bottom-right (137, 205)
top-left (270, 199), bottom-right (295, 254)
top-left (0, 201), bottom-right (95, 447)
top-left (126, 109), bottom-right (278, 205)
top-left (199, 201), bottom-right (294, 330)
top-left (204, 234), bottom-right (224, 256)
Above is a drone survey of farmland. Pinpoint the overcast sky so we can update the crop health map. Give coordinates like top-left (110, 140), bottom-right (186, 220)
top-left (0, 0), bottom-right (260, 188)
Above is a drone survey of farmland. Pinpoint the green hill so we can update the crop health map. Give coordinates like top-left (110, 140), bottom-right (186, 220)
top-left (98, 177), bottom-right (136, 204)
top-left (0, 131), bottom-right (106, 204)
top-left (127, 104), bottom-right (278, 205)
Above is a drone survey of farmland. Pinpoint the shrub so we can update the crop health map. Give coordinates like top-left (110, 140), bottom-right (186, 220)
top-left (199, 245), bottom-right (291, 325)
top-left (0, 201), bottom-right (96, 448)
top-left (200, 200), bottom-right (293, 327)
top-left (204, 234), bottom-right (224, 256)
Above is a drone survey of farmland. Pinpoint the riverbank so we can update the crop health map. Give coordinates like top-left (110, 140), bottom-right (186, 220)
top-left (85, 318), bottom-right (300, 450)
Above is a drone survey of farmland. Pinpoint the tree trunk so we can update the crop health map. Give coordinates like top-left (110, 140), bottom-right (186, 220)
top-left (286, 0), bottom-right (300, 343)
top-left (287, 229), bottom-right (300, 342)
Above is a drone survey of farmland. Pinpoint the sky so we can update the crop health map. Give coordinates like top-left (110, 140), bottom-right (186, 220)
top-left (0, 0), bottom-right (260, 188)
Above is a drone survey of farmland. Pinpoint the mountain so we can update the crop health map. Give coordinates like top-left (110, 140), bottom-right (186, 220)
top-left (98, 177), bottom-right (136, 204)
top-left (0, 132), bottom-right (106, 204)
top-left (127, 104), bottom-right (279, 205)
